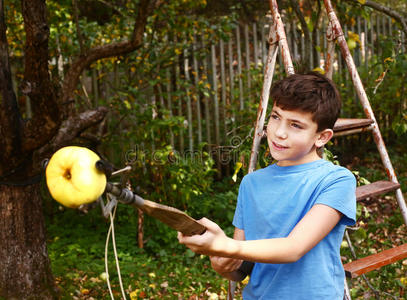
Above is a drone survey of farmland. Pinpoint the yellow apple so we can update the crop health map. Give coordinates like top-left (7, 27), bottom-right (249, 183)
top-left (46, 146), bottom-right (107, 208)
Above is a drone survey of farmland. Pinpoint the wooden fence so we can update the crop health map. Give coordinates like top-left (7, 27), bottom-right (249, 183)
top-left (130, 14), bottom-right (406, 166)
top-left (13, 13), bottom-right (403, 170)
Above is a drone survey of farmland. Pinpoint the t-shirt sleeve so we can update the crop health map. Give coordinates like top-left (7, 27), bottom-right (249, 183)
top-left (232, 177), bottom-right (246, 230)
top-left (315, 168), bottom-right (357, 226)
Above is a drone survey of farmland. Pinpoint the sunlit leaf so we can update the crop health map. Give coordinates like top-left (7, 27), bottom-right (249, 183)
top-left (232, 162), bottom-right (243, 182)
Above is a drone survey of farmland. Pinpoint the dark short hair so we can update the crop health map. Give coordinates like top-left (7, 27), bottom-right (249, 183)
top-left (270, 72), bottom-right (341, 132)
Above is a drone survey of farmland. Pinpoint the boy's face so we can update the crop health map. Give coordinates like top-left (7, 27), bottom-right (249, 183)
top-left (266, 104), bottom-right (332, 167)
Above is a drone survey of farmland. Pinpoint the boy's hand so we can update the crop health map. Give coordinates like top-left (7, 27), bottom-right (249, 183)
top-left (177, 217), bottom-right (234, 257)
top-left (210, 256), bottom-right (243, 274)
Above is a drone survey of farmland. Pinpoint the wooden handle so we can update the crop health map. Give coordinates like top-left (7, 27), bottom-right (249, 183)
top-left (140, 200), bottom-right (206, 236)
top-left (105, 183), bottom-right (206, 236)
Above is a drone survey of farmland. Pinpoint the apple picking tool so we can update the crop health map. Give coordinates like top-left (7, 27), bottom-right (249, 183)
top-left (91, 159), bottom-right (206, 236)
top-left (92, 160), bottom-right (206, 236)
top-left (103, 182), bottom-right (206, 236)
top-left (44, 146), bottom-right (205, 236)
top-left (45, 146), bottom-right (206, 300)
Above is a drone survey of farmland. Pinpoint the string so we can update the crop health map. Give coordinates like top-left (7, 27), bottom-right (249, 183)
top-left (105, 194), bottom-right (127, 300)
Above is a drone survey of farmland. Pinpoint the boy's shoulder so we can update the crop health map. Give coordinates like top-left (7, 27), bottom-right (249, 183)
top-left (242, 159), bottom-right (355, 185)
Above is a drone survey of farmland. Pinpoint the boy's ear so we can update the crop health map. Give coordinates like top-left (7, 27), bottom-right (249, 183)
top-left (315, 129), bottom-right (334, 148)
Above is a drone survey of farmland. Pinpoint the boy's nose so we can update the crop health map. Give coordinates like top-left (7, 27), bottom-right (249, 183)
top-left (275, 124), bottom-right (287, 139)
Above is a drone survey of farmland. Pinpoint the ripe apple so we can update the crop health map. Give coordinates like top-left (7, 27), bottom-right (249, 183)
top-left (46, 146), bottom-right (107, 208)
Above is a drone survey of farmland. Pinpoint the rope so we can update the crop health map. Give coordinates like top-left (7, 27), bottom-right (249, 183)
top-left (0, 174), bottom-right (42, 186)
top-left (0, 158), bottom-right (47, 186)
top-left (105, 203), bottom-right (115, 299)
top-left (104, 194), bottom-right (127, 300)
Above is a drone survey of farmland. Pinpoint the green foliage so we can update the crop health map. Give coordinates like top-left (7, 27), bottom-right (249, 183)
top-left (21, 0), bottom-right (405, 297)
top-left (45, 171), bottom-right (242, 298)
top-left (335, 38), bottom-right (407, 145)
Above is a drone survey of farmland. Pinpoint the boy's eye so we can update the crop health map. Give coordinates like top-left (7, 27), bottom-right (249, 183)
top-left (271, 114), bottom-right (279, 120)
top-left (291, 123), bottom-right (302, 129)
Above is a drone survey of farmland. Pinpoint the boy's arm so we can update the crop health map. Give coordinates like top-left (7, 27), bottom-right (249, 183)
top-left (210, 228), bottom-right (248, 281)
top-left (178, 204), bottom-right (342, 263)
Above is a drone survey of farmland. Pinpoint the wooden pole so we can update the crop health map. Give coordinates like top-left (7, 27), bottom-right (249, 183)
top-left (192, 36), bottom-right (203, 145)
top-left (184, 48), bottom-right (194, 153)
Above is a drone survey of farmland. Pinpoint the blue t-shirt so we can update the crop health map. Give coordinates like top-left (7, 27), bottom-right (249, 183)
top-left (233, 159), bottom-right (356, 299)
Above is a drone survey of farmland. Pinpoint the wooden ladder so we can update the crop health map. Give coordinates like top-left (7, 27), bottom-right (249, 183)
top-left (229, 0), bottom-right (407, 298)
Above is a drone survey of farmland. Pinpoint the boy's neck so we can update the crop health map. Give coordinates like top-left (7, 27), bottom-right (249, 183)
top-left (276, 148), bottom-right (321, 167)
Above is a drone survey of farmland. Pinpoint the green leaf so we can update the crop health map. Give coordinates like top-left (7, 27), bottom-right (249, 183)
top-left (185, 249), bottom-right (195, 258)
top-left (353, 227), bottom-right (367, 244)
top-left (232, 162), bottom-right (243, 182)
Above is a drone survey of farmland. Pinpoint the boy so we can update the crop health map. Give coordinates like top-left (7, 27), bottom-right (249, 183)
top-left (178, 72), bottom-right (356, 299)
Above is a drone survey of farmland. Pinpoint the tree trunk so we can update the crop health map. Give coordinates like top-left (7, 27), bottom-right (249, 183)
top-left (0, 0), bottom-right (155, 297)
top-left (0, 183), bottom-right (58, 299)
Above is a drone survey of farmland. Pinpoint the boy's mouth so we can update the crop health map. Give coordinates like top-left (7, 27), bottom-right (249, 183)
top-left (272, 141), bottom-right (288, 151)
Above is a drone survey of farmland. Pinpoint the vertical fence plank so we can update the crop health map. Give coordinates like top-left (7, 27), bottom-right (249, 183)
top-left (220, 38), bottom-right (230, 175)
top-left (192, 37), bottom-right (203, 145)
top-left (376, 15), bottom-right (381, 57)
top-left (261, 21), bottom-right (267, 68)
top-left (310, 31), bottom-right (314, 69)
top-left (157, 83), bottom-right (165, 110)
top-left (343, 24), bottom-right (349, 90)
top-left (202, 48), bottom-right (212, 150)
top-left (220, 39), bottom-right (227, 142)
top-left (244, 24), bottom-right (251, 90)
top-left (357, 17), bottom-right (362, 68)
top-left (336, 31), bottom-right (342, 87)
top-left (286, 22), bottom-right (293, 53)
top-left (151, 95), bottom-right (156, 152)
top-left (174, 39), bottom-right (184, 152)
top-left (227, 38), bottom-right (236, 133)
top-left (370, 15), bottom-right (375, 61)
top-left (236, 26), bottom-right (244, 110)
top-left (316, 27), bottom-right (321, 68)
top-left (165, 68), bottom-right (175, 149)
top-left (389, 16), bottom-right (393, 39)
top-left (184, 48), bottom-right (194, 153)
top-left (253, 23), bottom-right (259, 66)
top-left (211, 44), bottom-right (221, 174)
top-left (211, 44), bottom-right (220, 150)
top-left (363, 18), bottom-right (368, 71)
top-left (322, 22), bottom-right (327, 68)
top-left (293, 20), bottom-right (299, 61)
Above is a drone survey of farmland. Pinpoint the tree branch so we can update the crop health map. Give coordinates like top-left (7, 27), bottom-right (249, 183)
top-left (346, 0), bottom-right (407, 37)
top-left (61, 0), bottom-right (159, 114)
top-left (34, 106), bottom-right (109, 165)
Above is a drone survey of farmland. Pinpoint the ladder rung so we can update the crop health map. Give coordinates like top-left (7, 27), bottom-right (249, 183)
top-left (333, 118), bottom-right (374, 133)
top-left (356, 180), bottom-right (400, 201)
top-left (344, 244), bottom-right (407, 278)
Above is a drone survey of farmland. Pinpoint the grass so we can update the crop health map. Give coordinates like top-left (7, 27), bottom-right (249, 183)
top-left (46, 204), bottom-right (245, 299)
